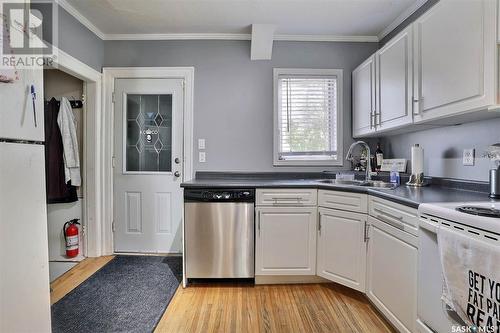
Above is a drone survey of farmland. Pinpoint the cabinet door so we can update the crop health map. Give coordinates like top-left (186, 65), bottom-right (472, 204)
top-left (376, 26), bottom-right (413, 132)
top-left (317, 208), bottom-right (367, 292)
top-left (255, 207), bottom-right (317, 275)
top-left (366, 216), bottom-right (417, 333)
top-left (413, 0), bottom-right (496, 123)
top-left (352, 55), bottom-right (376, 137)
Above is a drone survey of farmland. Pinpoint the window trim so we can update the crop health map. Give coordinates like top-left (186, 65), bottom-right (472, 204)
top-left (273, 68), bottom-right (344, 167)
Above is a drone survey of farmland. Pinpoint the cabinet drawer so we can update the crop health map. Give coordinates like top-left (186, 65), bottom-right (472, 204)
top-left (318, 190), bottom-right (368, 213)
top-left (368, 196), bottom-right (418, 236)
top-left (256, 188), bottom-right (317, 206)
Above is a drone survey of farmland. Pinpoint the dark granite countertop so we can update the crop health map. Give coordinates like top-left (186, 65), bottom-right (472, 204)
top-left (181, 173), bottom-right (493, 209)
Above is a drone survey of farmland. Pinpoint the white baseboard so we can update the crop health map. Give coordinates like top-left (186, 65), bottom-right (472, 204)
top-left (255, 275), bottom-right (330, 285)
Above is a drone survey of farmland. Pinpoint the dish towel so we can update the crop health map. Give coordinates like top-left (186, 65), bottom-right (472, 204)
top-left (57, 97), bottom-right (81, 187)
top-left (437, 225), bottom-right (500, 330)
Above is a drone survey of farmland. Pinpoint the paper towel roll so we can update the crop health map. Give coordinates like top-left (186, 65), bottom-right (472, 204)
top-left (411, 144), bottom-right (424, 175)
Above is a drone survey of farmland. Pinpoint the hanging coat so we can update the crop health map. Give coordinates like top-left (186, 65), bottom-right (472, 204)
top-left (44, 98), bottom-right (78, 203)
top-left (57, 97), bottom-right (81, 187)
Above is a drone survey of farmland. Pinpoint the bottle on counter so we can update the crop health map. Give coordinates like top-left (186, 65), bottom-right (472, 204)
top-left (390, 163), bottom-right (400, 185)
top-left (375, 142), bottom-right (384, 171)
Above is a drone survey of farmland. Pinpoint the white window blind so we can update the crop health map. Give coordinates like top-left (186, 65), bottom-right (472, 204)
top-left (277, 75), bottom-right (338, 162)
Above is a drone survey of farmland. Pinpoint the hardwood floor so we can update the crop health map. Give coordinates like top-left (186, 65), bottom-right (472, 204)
top-left (50, 255), bottom-right (115, 305)
top-left (155, 282), bottom-right (395, 333)
top-left (51, 257), bottom-right (395, 333)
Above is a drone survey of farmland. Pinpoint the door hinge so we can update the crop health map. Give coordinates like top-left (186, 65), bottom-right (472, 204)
top-left (112, 221), bottom-right (115, 232)
top-left (82, 225), bottom-right (86, 236)
top-left (112, 91), bottom-right (116, 104)
top-left (112, 156), bottom-right (116, 168)
top-left (181, 80), bottom-right (185, 90)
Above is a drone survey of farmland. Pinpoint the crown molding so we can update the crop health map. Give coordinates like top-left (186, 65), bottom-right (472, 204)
top-left (377, 0), bottom-right (429, 41)
top-left (56, 0), bottom-right (427, 44)
top-left (55, 0), bottom-right (106, 40)
top-left (274, 34), bottom-right (378, 42)
top-left (102, 33), bottom-right (252, 41)
top-left (102, 33), bottom-right (378, 42)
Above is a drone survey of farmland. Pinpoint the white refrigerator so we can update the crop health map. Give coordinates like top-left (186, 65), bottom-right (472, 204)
top-left (0, 65), bottom-right (52, 331)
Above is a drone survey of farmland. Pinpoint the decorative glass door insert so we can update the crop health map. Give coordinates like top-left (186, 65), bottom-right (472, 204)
top-left (125, 94), bottom-right (172, 172)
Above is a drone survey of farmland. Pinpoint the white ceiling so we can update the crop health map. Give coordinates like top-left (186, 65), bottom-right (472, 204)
top-left (60, 0), bottom-right (426, 41)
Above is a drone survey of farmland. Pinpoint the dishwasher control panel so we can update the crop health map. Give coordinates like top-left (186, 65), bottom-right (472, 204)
top-left (184, 189), bottom-right (255, 202)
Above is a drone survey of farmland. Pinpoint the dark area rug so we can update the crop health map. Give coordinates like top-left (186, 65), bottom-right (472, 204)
top-left (51, 255), bottom-right (182, 333)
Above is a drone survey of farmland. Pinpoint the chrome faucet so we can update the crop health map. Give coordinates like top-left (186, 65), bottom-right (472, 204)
top-left (346, 141), bottom-right (372, 181)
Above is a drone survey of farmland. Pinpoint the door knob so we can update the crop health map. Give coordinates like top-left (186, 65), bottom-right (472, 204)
top-left (174, 157), bottom-right (180, 164)
top-left (174, 171), bottom-right (181, 177)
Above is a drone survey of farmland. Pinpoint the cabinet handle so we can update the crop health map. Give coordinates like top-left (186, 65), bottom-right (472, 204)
top-left (364, 220), bottom-right (370, 242)
top-left (257, 211), bottom-right (261, 237)
top-left (412, 97), bottom-right (422, 115)
top-left (318, 212), bottom-right (322, 235)
top-left (373, 208), bottom-right (403, 221)
top-left (376, 214), bottom-right (405, 231)
top-left (375, 112), bottom-right (381, 126)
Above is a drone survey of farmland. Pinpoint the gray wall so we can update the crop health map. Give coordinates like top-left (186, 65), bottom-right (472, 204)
top-left (56, 7), bottom-right (104, 71)
top-left (378, 119), bottom-right (500, 182)
top-left (37, 1), bottom-right (104, 72)
top-left (104, 40), bottom-right (378, 172)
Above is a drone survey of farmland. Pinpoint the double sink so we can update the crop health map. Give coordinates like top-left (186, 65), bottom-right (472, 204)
top-left (318, 179), bottom-right (398, 189)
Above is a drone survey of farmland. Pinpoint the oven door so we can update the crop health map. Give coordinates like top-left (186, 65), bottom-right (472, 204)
top-left (417, 221), bottom-right (463, 332)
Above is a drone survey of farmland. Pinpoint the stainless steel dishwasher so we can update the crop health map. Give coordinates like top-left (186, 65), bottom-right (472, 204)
top-left (184, 188), bottom-right (255, 278)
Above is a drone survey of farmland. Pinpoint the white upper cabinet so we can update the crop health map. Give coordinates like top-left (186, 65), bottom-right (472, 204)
top-left (376, 26), bottom-right (413, 132)
top-left (352, 55), bottom-right (376, 137)
top-left (413, 0), bottom-right (497, 123)
top-left (352, 0), bottom-right (500, 137)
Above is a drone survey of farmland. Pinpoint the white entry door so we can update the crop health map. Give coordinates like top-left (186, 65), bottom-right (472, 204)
top-left (113, 78), bottom-right (184, 253)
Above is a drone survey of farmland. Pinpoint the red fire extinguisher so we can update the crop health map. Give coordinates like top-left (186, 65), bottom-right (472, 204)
top-left (64, 219), bottom-right (80, 258)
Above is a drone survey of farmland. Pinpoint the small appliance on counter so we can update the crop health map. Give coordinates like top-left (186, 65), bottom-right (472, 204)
top-left (485, 143), bottom-right (500, 199)
top-left (407, 144), bottom-right (427, 187)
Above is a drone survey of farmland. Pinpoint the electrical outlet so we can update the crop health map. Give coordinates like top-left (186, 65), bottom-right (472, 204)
top-left (199, 151), bottom-right (206, 163)
top-left (198, 139), bottom-right (206, 150)
top-left (463, 148), bottom-right (475, 166)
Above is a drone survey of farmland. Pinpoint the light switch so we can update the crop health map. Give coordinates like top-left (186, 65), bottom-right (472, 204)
top-left (198, 139), bottom-right (206, 150)
top-left (199, 151), bottom-right (206, 163)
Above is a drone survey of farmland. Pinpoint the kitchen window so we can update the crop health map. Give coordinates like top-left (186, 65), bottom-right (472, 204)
top-left (273, 68), bottom-right (343, 166)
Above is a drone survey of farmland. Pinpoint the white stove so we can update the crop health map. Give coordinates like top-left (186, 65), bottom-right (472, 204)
top-left (419, 201), bottom-right (500, 234)
top-left (416, 201), bottom-right (500, 333)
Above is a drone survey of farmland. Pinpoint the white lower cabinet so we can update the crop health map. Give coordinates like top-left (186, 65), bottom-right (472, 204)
top-left (366, 216), bottom-right (418, 333)
top-left (317, 207), bottom-right (368, 292)
top-left (255, 206), bottom-right (317, 275)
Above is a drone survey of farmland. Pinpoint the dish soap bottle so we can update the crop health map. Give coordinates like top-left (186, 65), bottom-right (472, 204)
top-left (390, 163), bottom-right (400, 185)
top-left (375, 142), bottom-right (384, 171)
